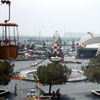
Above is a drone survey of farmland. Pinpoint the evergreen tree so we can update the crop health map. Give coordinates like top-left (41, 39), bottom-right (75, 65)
top-left (0, 61), bottom-right (14, 85)
top-left (84, 56), bottom-right (100, 83)
top-left (0, 97), bottom-right (4, 100)
top-left (36, 63), bottom-right (71, 93)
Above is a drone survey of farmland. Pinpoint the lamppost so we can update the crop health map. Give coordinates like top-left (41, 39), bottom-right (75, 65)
top-left (34, 75), bottom-right (40, 100)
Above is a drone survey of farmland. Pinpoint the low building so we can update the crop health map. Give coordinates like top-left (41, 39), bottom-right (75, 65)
top-left (76, 32), bottom-right (100, 58)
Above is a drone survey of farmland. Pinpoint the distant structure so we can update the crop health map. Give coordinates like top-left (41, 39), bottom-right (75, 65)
top-left (76, 32), bottom-right (100, 58)
top-left (95, 46), bottom-right (100, 56)
top-left (50, 31), bottom-right (64, 62)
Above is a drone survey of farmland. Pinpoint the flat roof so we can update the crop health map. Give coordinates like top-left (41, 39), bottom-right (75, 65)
top-left (0, 23), bottom-right (18, 26)
top-left (86, 43), bottom-right (100, 49)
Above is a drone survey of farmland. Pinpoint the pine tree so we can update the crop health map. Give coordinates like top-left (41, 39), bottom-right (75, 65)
top-left (0, 61), bottom-right (14, 85)
top-left (36, 63), bottom-right (71, 94)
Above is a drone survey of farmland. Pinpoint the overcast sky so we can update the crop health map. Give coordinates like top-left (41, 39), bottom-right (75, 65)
top-left (0, 0), bottom-right (100, 37)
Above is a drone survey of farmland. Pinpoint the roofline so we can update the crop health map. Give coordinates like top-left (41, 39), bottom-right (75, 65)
top-left (0, 23), bottom-right (18, 26)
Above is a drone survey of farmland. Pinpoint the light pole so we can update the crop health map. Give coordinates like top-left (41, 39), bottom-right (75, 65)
top-left (37, 77), bottom-right (40, 100)
top-left (34, 75), bottom-right (40, 100)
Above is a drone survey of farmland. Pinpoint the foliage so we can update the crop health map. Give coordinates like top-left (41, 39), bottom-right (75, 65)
top-left (84, 56), bottom-right (100, 83)
top-left (0, 97), bottom-right (4, 100)
top-left (0, 61), bottom-right (14, 85)
top-left (36, 63), bottom-right (71, 93)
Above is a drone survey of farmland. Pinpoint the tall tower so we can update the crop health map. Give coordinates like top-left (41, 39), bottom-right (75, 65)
top-left (52, 31), bottom-right (61, 56)
top-left (50, 31), bottom-right (64, 62)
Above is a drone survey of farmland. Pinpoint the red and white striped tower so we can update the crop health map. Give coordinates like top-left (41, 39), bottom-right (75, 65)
top-left (52, 31), bottom-right (61, 56)
top-left (95, 47), bottom-right (100, 56)
top-left (53, 42), bottom-right (60, 55)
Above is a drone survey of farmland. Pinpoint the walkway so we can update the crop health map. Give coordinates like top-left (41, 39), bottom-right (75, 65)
top-left (19, 69), bottom-right (87, 82)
